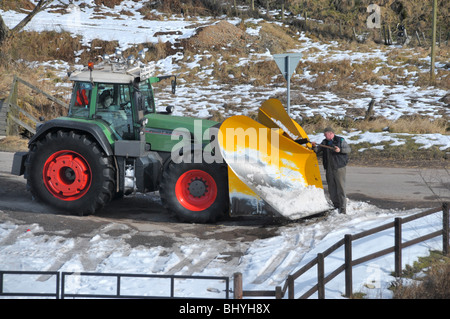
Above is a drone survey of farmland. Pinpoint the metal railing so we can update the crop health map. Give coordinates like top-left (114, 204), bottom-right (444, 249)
top-left (0, 271), bottom-right (230, 299)
top-left (0, 271), bottom-right (60, 299)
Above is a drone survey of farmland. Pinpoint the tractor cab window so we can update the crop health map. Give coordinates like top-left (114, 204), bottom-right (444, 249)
top-left (139, 81), bottom-right (155, 113)
top-left (69, 82), bottom-right (92, 118)
top-left (95, 84), bottom-right (135, 140)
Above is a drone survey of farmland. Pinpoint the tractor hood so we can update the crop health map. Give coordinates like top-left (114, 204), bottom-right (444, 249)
top-left (146, 113), bottom-right (217, 131)
top-left (144, 113), bottom-right (218, 153)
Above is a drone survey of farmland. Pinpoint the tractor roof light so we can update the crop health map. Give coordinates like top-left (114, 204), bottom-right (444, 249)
top-left (138, 49), bottom-right (146, 62)
top-left (102, 54), bottom-right (110, 62)
top-left (115, 48), bottom-right (123, 60)
top-left (127, 55), bottom-right (136, 66)
top-left (73, 47), bottom-right (155, 79)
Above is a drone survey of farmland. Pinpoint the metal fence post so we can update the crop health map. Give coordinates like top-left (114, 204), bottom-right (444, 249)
top-left (317, 253), bottom-right (325, 299)
top-left (170, 276), bottom-right (175, 298)
top-left (55, 272), bottom-right (60, 299)
top-left (344, 234), bottom-right (352, 298)
top-left (394, 218), bottom-right (402, 277)
top-left (61, 272), bottom-right (66, 299)
top-left (443, 202), bottom-right (449, 256)
top-left (117, 275), bottom-right (121, 297)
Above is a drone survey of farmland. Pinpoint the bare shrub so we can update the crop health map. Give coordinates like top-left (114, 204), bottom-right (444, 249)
top-left (393, 254), bottom-right (450, 299)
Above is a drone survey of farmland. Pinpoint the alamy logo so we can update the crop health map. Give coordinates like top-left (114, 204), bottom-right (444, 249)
top-left (170, 120), bottom-right (280, 166)
top-left (367, 4), bottom-right (381, 29)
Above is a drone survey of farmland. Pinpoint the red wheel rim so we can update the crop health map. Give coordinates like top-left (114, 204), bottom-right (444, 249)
top-left (175, 170), bottom-right (217, 211)
top-left (43, 150), bottom-right (92, 201)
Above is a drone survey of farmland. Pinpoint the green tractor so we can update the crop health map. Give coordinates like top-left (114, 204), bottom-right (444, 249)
top-left (12, 58), bottom-right (330, 223)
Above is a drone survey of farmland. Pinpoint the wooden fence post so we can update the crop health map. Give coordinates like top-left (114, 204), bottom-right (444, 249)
top-left (387, 25), bottom-right (393, 45)
top-left (275, 286), bottom-right (282, 299)
top-left (443, 203), bottom-right (449, 256)
top-left (344, 234), bottom-right (352, 298)
top-left (6, 76), bottom-right (19, 136)
top-left (233, 272), bottom-right (243, 299)
top-left (317, 253), bottom-right (325, 299)
top-left (394, 218), bottom-right (402, 277)
top-left (287, 275), bottom-right (294, 299)
top-left (365, 98), bottom-right (375, 121)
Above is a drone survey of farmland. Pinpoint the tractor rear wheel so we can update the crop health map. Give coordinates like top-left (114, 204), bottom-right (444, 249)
top-left (26, 130), bottom-right (115, 215)
top-left (160, 162), bottom-right (228, 223)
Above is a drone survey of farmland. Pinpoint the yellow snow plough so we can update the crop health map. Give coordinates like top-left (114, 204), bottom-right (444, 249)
top-left (219, 99), bottom-right (331, 220)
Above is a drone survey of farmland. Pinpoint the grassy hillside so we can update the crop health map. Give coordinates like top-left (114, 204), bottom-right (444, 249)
top-left (0, 0), bottom-right (448, 166)
top-left (140, 0), bottom-right (450, 39)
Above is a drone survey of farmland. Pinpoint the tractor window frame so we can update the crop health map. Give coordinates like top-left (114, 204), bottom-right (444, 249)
top-left (68, 81), bottom-right (94, 118)
top-left (94, 83), bottom-right (136, 140)
top-left (138, 80), bottom-right (156, 114)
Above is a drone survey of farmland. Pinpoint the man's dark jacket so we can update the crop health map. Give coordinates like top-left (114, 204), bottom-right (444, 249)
top-left (318, 135), bottom-right (351, 170)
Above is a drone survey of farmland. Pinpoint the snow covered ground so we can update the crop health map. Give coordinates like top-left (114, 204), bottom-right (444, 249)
top-left (0, 1), bottom-right (448, 299)
top-left (0, 200), bottom-right (446, 299)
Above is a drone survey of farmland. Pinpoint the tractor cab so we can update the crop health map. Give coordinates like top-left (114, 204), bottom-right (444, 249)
top-left (68, 62), bottom-right (175, 142)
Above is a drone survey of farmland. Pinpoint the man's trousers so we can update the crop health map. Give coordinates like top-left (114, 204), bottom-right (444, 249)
top-left (325, 166), bottom-right (347, 214)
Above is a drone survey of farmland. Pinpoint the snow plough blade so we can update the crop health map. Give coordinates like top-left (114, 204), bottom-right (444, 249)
top-left (218, 103), bottom-right (331, 220)
top-left (258, 98), bottom-right (312, 148)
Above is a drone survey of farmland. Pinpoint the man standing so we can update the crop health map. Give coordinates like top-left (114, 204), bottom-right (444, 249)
top-left (312, 127), bottom-right (351, 214)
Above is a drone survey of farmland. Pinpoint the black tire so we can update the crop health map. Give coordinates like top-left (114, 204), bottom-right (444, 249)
top-left (159, 161), bottom-right (228, 223)
top-left (25, 130), bottom-right (115, 216)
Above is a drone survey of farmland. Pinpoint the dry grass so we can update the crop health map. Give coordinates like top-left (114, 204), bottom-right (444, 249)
top-left (298, 114), bottom-right (448, 136)
top-left (0, 0), bottom-right (35, 11)
top-left (0, 60), bottom-right (69, 136)
top-left (93, 0), bottom-right (125, 8)
top-left (392, 251), bottom-right (450, 299)
top-left (299, 57), bottom-right (388, 94)
top-left (255, 22), bottom-right (299, 54)
top-left (0, 136), bottom-right (28, 152)
top-left (2, 30), bottom-right (82, 64)
top-left (0, 27), bottom-right (170, 69)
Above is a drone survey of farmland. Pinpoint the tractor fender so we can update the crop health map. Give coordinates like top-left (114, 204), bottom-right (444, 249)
top-left (29, 119), bottom-right (114, 156)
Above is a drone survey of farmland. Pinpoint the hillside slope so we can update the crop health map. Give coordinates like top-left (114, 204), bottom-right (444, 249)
top-left (0, 0), bottom-right (448, 165)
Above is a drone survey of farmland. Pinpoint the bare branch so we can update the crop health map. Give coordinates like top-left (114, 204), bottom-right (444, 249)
top-left (10, 0), bottom-right (53, 34)
top-left (418, 169), bottom-right (447, 204)
top-left (0, 0), bottom-right (54, 45)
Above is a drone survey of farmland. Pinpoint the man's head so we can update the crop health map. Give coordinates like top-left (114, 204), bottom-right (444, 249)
top-left (323, 127), bottom-right (335, 140)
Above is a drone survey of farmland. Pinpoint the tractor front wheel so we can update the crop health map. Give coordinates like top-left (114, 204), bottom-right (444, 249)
top-left (160, 162), bottom-right (228, 223)
top-left (26, 130), bottom-right (115, 215)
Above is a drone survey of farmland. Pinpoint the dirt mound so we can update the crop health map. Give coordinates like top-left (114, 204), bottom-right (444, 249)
top-left (183, 21), bottom-right (250, 51)
top-left (255, 22), bottom-right (299, 54)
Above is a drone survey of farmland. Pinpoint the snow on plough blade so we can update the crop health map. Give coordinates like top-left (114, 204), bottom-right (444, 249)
top-left (218, 99), bottom-right (331, 220)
